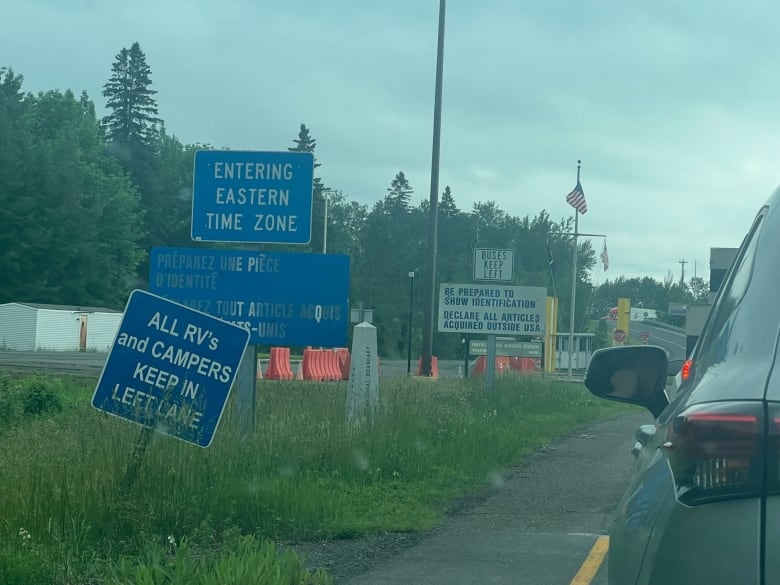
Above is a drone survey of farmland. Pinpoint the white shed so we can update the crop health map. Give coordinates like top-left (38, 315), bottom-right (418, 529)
top-left (553, 332), bottom-right (595, 371)
top-left (0, 303), bottom-right (123, 352)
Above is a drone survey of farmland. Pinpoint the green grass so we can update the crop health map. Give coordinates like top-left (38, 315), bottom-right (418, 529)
top-left (0, 370), bottom-right (636, 584)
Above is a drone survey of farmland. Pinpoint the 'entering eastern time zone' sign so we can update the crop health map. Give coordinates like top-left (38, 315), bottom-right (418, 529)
top-left (191, 150), bottom-right (314, 245)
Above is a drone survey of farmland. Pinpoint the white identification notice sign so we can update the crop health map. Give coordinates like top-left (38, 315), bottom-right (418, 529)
top-left (437, 283), bottom-right (547, 335)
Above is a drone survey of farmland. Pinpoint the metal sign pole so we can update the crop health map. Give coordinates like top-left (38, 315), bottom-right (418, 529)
top-left (486, 334), bottom-right (496, 391)
top-left (235, 344), bottom-right (257, 434)
top-left (568, 209), bottom-right (578, 381)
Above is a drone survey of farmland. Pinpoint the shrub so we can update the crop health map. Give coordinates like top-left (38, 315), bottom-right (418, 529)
top-left (19, 376), bottom-right (63, 416)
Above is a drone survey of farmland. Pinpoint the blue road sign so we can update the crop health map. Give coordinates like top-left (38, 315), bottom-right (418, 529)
top-left (149, 247), bottom-right (350, 347)
top-left (92, 290), bottom-right (249, 448)
top-left (191, 150), bottom-right (314, 244)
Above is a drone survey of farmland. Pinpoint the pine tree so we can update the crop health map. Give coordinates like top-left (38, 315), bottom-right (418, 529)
top-left (287, 123), bottom-right (326, 251)
top-left (386, 171), bottom-right (413, 211)
top-left (288, 124), bottom-right (321, 168)
top-left (102, 42), bottom-right (160, 149)
top-left (439, 185), bottom-right (458, 219)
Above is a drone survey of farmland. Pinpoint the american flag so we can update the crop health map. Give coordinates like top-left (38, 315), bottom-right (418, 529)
top-left (565, 181), bottom-right (587, 214)
top-left (601, 241), bottom-right (609, 271)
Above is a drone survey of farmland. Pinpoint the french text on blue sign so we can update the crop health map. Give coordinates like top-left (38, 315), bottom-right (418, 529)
top-left (191, 150), bottom-right (314, 244)
top-left (91, 290), bottom-right (249, 448)
top-left (150, 247), bottom-right (350, 347)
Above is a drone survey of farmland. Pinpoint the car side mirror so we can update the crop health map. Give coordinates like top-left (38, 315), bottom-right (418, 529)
top-left (584, 345), bottom-right (670, 419)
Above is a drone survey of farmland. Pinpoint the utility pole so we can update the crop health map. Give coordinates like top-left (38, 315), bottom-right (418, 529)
top-left (421, 0), bottom-right (446, 376)
top-left (679, 258), bottom-right (687, 286)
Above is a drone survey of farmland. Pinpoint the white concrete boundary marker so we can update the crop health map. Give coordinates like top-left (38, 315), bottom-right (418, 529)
top-left (346, 322), bottom-right (379, 425)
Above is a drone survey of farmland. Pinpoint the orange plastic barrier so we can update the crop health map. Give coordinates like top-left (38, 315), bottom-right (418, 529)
top-left (471, 356), bottom-right (540, 377)
top-left (470, 356), bottom-right (487, 377)
top-left (299, 349), bottom-right (351, 382)
top-left (416, 356), bottom-right (439, 378)
top-left (281, 348), bottom-right (294, 380)
top-left (508, 357), bottom-right (540, 373)
top-left (328, 350), bottom-right (342, 381)
top-left (322, 350), bottom-right (334, 381)
top-left (335, 348), bottom-right (350, 380)
top-left (265, 348), bottom-right (281, 380)
top-left (312, 349), bottom-right (325, 381)
top-left (265, 347), bottom-right (293, 380)
top-left (301, 348), bottom-right (317, 381)
top-left (320, 350), bottom-right (332, 381)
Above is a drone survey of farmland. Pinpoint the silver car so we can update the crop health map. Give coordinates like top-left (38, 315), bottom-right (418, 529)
top-left (585, 187), bottom-right (780, 584)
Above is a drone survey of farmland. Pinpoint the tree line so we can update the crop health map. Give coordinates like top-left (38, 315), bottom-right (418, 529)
top-left (0, 42), bottom-right (708, 359)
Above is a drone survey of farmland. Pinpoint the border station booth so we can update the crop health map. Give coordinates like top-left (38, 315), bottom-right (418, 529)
top-left (553, 332), bottom-right (594, 371)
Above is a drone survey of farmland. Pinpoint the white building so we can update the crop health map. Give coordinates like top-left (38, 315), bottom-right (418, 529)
top-left (554, 332), bottom-right (595, 370)
top-left (0, 302), bottom-right (122, 352)
top-left (630, 308), bottom-right (659, 322)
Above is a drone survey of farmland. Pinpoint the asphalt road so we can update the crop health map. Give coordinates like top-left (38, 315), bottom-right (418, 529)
top-left (628, 321), bottom-right (686, 361)
top-left (609, 320), bottom-right (687, 362)
top-left (0, 351), bottom-right (466, 379)
top-left (0, 349), bottom-right (107, 376)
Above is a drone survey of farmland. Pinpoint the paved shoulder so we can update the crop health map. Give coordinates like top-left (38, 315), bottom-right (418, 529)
top-left (341, 411), bottom-right (651, 585)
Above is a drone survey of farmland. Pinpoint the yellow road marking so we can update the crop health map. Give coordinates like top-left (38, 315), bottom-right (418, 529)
top-left (570, 535), bottom-right (609, 585)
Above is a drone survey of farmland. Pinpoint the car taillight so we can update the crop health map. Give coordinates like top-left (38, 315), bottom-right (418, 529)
top-left (767, 409), bottom-right (780, 495)
top-left (665, 402), bottom-right (763, 506)
top-left (681, 359), bottom-right (693, 382)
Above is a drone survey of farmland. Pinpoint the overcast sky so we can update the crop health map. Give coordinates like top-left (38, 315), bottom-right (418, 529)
top-left (5, 0), bottom-right (780, 285)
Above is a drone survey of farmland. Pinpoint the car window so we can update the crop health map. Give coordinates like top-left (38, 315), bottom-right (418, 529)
top-left (682, 210), bottom-right (770, 402)
top-left (696, 214), bottom-right (762, 362)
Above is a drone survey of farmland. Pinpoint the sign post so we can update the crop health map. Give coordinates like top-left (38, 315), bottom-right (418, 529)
top-left (486, 334), bottom-right (497, 390)
top-left (235, 345), bottom-right (258, 433)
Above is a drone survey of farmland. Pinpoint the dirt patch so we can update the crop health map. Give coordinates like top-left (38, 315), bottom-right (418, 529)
top-left (286, 531), bottom-right (424, 583)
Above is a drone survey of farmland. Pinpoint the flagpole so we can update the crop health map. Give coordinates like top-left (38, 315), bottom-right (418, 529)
top-left (568, 160), bottom-right (581, 380)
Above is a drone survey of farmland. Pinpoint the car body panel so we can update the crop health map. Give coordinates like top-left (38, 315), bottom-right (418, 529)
top-left (638, 496), bottom-right (761, 585)
top-left (607, 445), bottom-right (671, 585)
top-left (761, 497), bottom-right (780, 582)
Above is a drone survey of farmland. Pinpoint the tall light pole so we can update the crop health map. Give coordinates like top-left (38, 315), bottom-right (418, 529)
top-left (421, 0), bottom-right (446, 376)
top-left (322, 189), bottom-right (337, 254)
top-left (407, 271), bottom-right (416, 376)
